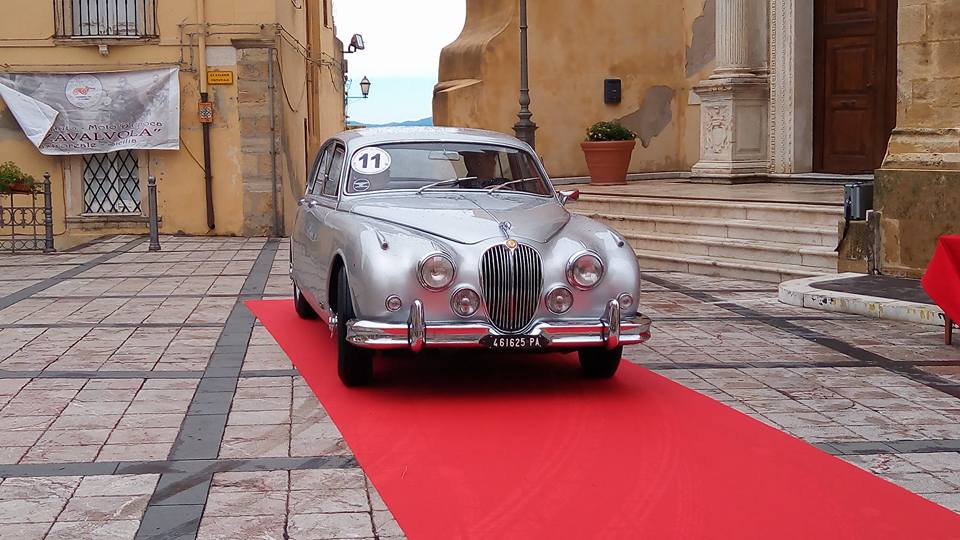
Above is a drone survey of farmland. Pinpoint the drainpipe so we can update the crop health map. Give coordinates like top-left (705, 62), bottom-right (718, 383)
top-left (268, 46), bottom-right (280, 237)
top-left (197, 0), bottom-right (215, 229)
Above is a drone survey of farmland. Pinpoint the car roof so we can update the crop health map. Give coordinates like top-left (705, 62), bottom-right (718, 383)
top-left (333, 127), bottom-right (534, 152)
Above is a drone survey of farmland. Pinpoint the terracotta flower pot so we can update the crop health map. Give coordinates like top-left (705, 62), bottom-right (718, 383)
top-left (580, 140), bottom-right (636, 185)
top-left (9, 183), bottom-right (33, 194)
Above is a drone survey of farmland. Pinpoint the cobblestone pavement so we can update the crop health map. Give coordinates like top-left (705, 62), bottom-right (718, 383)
top-left (0, 236), bottom-right (958, 538)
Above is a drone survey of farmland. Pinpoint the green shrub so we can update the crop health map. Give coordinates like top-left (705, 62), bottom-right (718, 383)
top-left (585, 121), bottom-right (636, 142)
top-left (0, 161), bottom-right (37, 193)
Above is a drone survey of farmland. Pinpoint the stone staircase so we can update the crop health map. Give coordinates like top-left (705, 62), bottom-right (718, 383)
top-left (570, 192), bottom-right (843, 283)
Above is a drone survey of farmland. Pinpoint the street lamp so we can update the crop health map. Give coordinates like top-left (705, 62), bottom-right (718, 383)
top-left (359, 76), bottom-right (371, 98)
top-left (345, 76), bottom-right (372, 102)
top-left (513, 0), bottom-right (537, 148)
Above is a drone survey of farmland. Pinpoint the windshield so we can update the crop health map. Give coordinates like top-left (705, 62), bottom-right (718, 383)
top-left (345, 142), bottom-right (551, 196)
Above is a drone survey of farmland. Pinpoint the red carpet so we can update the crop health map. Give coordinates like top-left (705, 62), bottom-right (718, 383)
top-left (248, 299), bottom-right (960, 539)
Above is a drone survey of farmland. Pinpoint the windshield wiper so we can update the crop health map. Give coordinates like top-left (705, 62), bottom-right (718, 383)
top-left (416, 176), bottom-right (477, 194)
top-left (486, 177), bottom-right (538, 194)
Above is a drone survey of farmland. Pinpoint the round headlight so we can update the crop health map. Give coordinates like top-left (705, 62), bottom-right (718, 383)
top-left (567, 252), bottom-right (604, 290)
top-left (418, 253), bottom-right (456, 291)
top-left (451, 288), bottom-right (481, 317)
top-left (545, 287), bottom-right (573, 314)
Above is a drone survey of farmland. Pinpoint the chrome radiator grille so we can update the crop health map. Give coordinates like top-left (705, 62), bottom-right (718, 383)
top-left (479, 244), bottom-right (543, 333)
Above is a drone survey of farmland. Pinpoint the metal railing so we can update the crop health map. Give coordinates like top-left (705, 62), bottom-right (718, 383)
top-left (54, 0), bottom-right (158, 38)
top-left (0, 174), bottom-right (55, 254)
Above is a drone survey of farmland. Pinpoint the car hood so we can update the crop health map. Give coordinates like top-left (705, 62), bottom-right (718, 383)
top-left (343, 192), bottom-right (570, 244)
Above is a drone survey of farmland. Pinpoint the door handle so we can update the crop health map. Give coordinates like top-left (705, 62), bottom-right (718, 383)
top-left (839, 100), bottom-right (857, 109)
top-left (297, 198), bottom-right (306, 207)
top-left (307, 200), bottom-right (319, 209)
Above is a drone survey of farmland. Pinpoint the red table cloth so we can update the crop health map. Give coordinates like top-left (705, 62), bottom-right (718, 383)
top-left (922, 235), bottom-right (960, 325)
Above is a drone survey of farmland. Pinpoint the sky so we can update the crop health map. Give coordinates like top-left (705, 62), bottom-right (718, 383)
top-left (333, 1), bottom-right (466, 125)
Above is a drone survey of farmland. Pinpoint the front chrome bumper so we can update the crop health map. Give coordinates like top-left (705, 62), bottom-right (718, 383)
top-left (345, 299), bottom-right (652, 352)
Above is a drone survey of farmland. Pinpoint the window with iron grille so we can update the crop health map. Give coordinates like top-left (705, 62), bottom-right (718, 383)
top-left (83, 151), bottom-right (142, 214)
top-left (55, 0), bottom-right (158, 38)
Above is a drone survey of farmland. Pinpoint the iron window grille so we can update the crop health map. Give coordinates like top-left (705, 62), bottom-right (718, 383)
top-left (54, 0), bottom-right (158, 38)
top-left (83, 150), bottom-right (142, 214)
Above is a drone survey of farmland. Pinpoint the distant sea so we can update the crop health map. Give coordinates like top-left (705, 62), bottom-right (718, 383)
top-left (347, 117), bottom-right (433, 128)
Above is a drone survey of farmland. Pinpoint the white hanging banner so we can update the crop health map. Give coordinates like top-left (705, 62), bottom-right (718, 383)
top-left (0, 67), bottom-right (180, 155)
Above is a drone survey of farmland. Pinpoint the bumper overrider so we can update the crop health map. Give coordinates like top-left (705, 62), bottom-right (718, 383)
top-left (346, 299), bottom-right (652, 352)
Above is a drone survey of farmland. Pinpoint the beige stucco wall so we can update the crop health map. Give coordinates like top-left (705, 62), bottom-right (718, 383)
top-left (434, 0), bottom-right (715, 178)
top-left (0, 0), bottom-right (344, 244)
top-left (876, 0), bottom-right (960, 277)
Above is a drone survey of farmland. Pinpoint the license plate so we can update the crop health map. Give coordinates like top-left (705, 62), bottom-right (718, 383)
top-left (480, 335), bottom-right (549, 350)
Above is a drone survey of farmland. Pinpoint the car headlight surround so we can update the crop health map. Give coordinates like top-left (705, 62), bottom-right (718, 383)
top-left (545, 286), bottom-right (573, 314)
top-left (450, 288), bottom-right (481, 317)
top-left (566, 251), bottom-right (604, 290)
top-left (418, 252), bottom-right (456, 291)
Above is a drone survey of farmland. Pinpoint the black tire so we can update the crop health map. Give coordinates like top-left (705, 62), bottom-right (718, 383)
top-left (336, 270), bottom-right (374, 386)
top-left (578, 346), bottom-right (623, 378)
top-left (293, 283), bottom-right (318, 320)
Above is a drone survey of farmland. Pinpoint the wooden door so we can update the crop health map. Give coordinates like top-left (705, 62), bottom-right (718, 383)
top-left (814, 0), bottom-right (898, 174)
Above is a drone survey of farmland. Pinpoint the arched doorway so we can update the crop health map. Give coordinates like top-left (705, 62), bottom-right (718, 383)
top-left (813, 0), bottom-right (898, 174)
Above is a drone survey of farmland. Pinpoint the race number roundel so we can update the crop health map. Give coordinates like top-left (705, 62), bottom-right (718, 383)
top-left (351, 147), bottom-right (391, 175)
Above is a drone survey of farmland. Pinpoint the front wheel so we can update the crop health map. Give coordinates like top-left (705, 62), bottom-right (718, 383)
top-left (336, 270), bottom-right (374, 387)
top-left (578, 346), bottom-right (622, 378)
top-left (293, 283), bottom-right (318, 320)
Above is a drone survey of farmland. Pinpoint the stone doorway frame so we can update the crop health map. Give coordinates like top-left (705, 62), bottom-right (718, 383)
top-left (768, 0), bottom-right (815, 175)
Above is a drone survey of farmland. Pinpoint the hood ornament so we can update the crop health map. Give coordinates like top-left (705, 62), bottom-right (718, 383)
top-left (499, 221), bottom-right (512, 239)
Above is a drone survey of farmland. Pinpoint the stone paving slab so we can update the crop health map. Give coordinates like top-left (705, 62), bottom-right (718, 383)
top-left (1, 242), bottom-right (960, 540)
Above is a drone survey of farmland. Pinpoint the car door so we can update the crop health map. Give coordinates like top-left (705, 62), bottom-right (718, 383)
top-left (311, 142), bottom-right (346, 307)
top-left (294, 143), bottom-right (333, 306)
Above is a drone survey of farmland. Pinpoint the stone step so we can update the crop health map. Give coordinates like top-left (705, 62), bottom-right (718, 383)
top-left (575, 211), bottom-right (837, 247)
top-left (621, 231), bottom-right (837, 271)
top-left (570, 195), bottom-right (843, 228)
top-left (636, 249), bottom-right (829, 283)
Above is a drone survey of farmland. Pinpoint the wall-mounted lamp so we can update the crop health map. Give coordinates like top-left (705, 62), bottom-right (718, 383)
top-left (345, 34), bottom-right (365, 54)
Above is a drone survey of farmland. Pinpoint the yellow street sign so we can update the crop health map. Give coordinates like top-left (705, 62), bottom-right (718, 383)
top-left (206, 70), bottom-right (234, 85)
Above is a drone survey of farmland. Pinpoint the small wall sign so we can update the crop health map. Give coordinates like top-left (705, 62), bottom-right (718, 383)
top-left (198, 101), bottom-right (214, 124)
top-left (207, 70), bottom-right (235, 85)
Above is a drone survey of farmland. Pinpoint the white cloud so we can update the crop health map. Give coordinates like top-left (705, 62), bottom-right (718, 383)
top-left (333, 0), bottom-right (466, 79)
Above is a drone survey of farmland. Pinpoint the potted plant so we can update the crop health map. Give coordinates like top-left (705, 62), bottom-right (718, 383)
top-left (0, 161), bottom-right (38, 194)
top-left (580, 121), bottom-right (637, 185)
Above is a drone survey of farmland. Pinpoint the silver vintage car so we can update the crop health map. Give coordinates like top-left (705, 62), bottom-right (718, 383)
top-left (291, 127), bottom-right (652, 386)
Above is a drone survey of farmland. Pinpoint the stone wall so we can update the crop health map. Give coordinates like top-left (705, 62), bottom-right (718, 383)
top-left (237, 46), bottom-right (280, 237)
top-left (875, 0), bottom-right (960, 277)
top-left (434, 0), bottom-right (715, 178)
top-left (875, 169), bottom-right (960, 277)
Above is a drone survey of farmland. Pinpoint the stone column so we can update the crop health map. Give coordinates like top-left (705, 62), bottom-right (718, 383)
top-left (714, 0), bottom-right (754, 76)
top-left (691, 0), bottom-right (770, 181)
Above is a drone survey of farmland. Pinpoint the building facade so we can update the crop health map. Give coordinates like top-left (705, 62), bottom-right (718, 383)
top-left (435, 0), bottom-right (959, 276)
top-left (0, 0), bottom-right (346, 246)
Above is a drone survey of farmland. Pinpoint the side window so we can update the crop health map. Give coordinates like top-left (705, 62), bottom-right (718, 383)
top-left (323, 145), bottom-right (345, 197)
top-left (309, 146), bottom-right (333, 195)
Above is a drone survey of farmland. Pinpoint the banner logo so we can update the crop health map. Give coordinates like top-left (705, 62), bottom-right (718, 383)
top-left (65, 75), bottom-right (104, 109)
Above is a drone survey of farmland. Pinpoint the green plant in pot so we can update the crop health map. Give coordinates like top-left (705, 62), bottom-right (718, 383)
top-left (0, 161), bottom-right (38, 194)
top-left (580, 121), bottom-right (637, 185)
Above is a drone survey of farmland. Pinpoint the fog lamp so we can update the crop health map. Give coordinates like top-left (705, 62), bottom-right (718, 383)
top-left (418, 253), bottom-right (456, 291)
top-left (451, 288), bottom-right (481, 317)
top-left (546, 287), bottom-right (573, 314)
top-left (385, 295), bottom-right (403, 312)
top-left (617, 293), bottom-right (634, 310)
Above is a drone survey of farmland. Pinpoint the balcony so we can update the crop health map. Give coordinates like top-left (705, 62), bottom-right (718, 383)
top-left (54, 0), bottom-right (158, 39)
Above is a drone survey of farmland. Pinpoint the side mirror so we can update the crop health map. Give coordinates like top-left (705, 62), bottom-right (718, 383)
top-left (558, 189), bottom-right (580, 206)
top-left (348, 34), bottom-right (365, 53)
